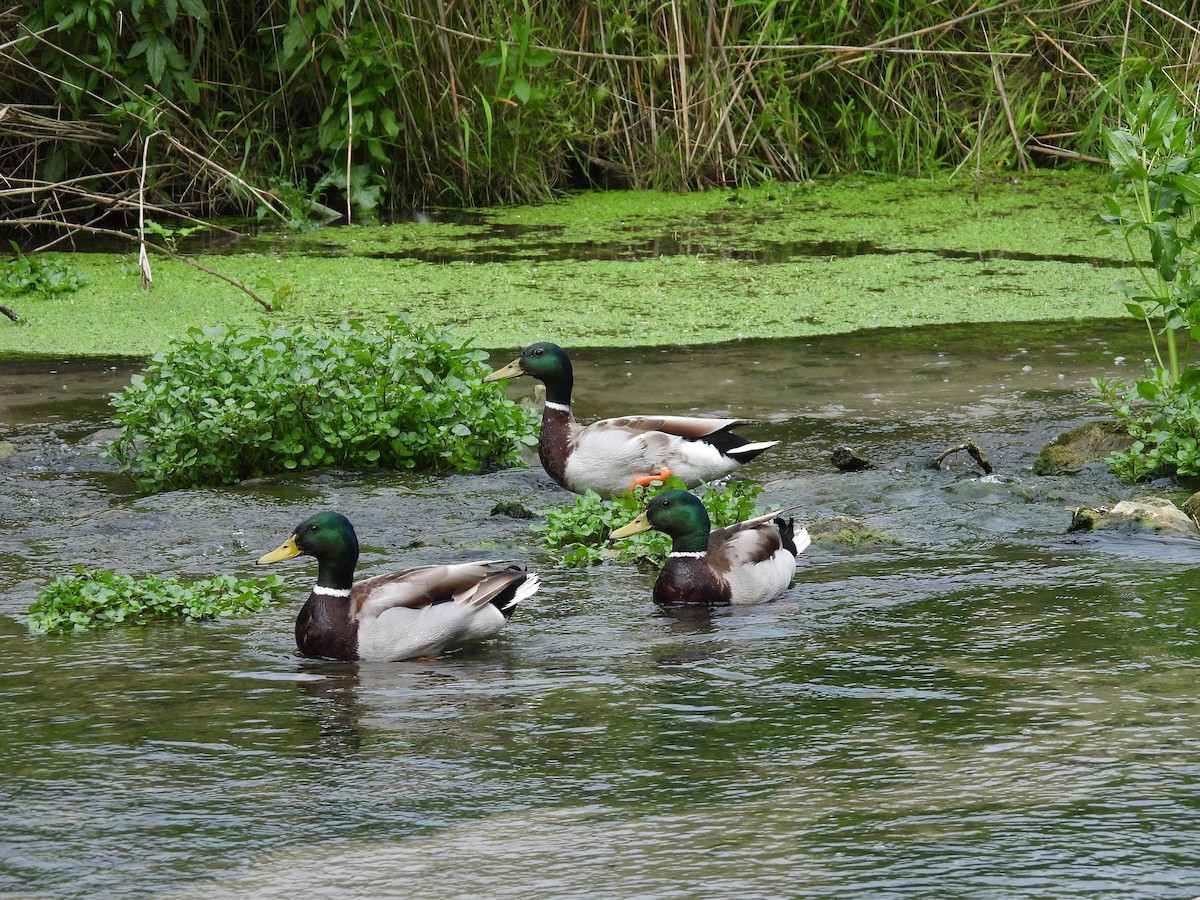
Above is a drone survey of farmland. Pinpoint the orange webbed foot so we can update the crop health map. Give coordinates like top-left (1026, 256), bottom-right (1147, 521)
top-left (627, 467), bottom-right (672, 494)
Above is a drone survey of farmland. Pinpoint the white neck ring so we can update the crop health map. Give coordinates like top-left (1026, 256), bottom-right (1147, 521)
top-left (312, 585), bottom-right (351, 598)
top-left (668, 551), bottom-right (707, 559)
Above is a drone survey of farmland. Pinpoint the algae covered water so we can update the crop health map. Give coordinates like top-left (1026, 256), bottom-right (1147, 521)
top-left (2, 320), bottom-right (1199, 898)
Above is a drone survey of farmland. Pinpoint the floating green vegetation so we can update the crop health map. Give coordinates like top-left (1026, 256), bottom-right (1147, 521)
top-left (540, 477), bottom-right (765, 567)
top-left (0, 170), bottom-right (1130, 357)
top-left (27, 568), bottom-right (288, 632)
top-left (106, 315), bottom-right (538, 492)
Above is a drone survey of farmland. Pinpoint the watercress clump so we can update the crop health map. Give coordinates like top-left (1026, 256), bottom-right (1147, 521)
top-left (1, 243), bottom-right (87, 295)
top-left (540, 477), bottom-right (766, 567)
top-left (27, 568), bottom-right (289, 632)
top-left (105, 315), bottom-right (538, 492)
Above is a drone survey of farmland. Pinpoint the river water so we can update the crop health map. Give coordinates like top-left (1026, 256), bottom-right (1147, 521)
top-left (2, 319), bottom-right (1199, 899)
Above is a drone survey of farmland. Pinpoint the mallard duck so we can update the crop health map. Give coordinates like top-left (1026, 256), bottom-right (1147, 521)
top-left (610, 489), bottom-right (809, 605)
top-left (484, 342), bottom-right (778, 497)
top-left (257, 511), bottom-right (539, 661)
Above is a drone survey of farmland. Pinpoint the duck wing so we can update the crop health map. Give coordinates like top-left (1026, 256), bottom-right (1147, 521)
top-left (706, 507), bottom-right (810, 604)
top-left (588, 415), bottom-right (751, 440)
top-left (352, 560), bottom-right (514, 620)
top-left (355, 565), bottom-right (539, 662)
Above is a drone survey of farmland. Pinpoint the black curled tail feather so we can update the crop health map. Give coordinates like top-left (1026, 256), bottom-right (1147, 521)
top-left (697, 426), bottom-right (754, 456)
top-left (490, 571), bottom-right (531, 620)
top-left (775, 517), bottom-right (798, 556)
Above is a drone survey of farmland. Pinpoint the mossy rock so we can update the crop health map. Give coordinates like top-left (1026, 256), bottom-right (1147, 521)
top-left (1067, 497), bottom-right (1199, 536)
top-left (807, 515), bottom-right (896, 547)
top-left (1033, 420), bottom-right (1134, 475)
top-left (490, 500), bottom-right (537, 520)
top-left (1183, 492), bottom-right (1200, 526)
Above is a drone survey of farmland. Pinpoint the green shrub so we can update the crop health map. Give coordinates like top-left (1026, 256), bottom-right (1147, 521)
top-left (27, 568), bottom-right (288, 633)
top-left (105, 315), bottom-right (538, 492)
top-left (539, 477), bottom-right (766, 567)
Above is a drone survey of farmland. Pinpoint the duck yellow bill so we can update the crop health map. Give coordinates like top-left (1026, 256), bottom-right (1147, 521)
top-left (482, 358), bottom-right (523, 383)
top-left (610, 511), bottom-right (652, 540)
top-left (258, 534), bottom-right (301, 565)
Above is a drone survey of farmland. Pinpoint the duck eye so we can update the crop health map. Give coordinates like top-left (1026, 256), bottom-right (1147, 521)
top-left (308, 524), bottom-right (320, 532)
top-left (532, 348), bottom-right (545, 357)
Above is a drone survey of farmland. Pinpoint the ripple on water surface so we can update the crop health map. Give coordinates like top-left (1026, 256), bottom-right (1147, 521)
top-left (2, 322), bottom-right (1200, 898)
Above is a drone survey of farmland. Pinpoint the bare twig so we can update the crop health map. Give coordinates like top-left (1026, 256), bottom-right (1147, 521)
top-left (138, 130), bottom-right (159, 290)
top-left (158, 134), bottom-right (288, 223)
top-left (1026, 143), bottom-right (1106, 165)
top-left (1137, 0), bottom-right (1200, 37)
top-left (985, 25), bottom-right (1028, 174)
top-left (1022, 13), bottom-right (1100, 86)
top-left (935, 441), bottom-right (994, 475)
top-left (791, 0), bottom-right (1025, 85)
top-left (0, 303), bottom-right (21, 323)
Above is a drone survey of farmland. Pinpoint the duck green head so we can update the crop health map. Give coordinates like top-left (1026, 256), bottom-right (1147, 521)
top-left (483, 341), bottom-right (574, 406)
top-left (258, 511), bottom-right (360, 590)
top-left (610, 489), bottom-right (711, 553)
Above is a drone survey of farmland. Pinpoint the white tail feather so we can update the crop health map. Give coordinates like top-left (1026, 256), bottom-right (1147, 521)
top-left (793, 527), bottom-right (812, 556)
top-left (504, 573), bottom-right (541, 610)
top-left (728, 440), bottom-right (780, 458)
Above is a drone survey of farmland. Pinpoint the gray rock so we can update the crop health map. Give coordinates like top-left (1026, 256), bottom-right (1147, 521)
top-left (1068, 497), bottom-right (1199, 535)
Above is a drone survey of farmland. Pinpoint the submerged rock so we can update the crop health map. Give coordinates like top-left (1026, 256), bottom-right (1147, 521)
top-left (1068, 497), bottom-right (1199, 536)
top-left (490, 500), bottom-right (537, 519)
top-left (807, 515), bottom-right (896, 547)
top-left (1033, 420), bottom-right (1134, 475)
top-left (831, 446), bottom-right (875, 471)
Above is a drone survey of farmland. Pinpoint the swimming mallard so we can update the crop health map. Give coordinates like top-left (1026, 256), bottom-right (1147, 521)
top-left (610, 489), bottom-right (809, 605)
top-left (484, 342), bottom-right (778, 496)
top-left (257, 511), bottom-right (539, 661)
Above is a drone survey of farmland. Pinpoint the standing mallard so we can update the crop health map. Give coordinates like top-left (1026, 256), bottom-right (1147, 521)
top-left (484, 342), bottom-right (778, 496)
top-left (610, 489), bottom-right (808, 605)
top-left (257, 511), bottom-right (539, 661)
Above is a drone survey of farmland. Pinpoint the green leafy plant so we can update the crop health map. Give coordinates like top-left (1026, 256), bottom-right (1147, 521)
top-left (1094, 369), bottom-right (1200, 481)
top-left (143, 219), bottom-right (208, 253)
top-left (539, 477), bottom-right (766, 567)
top-left (1092, 81), bottom-right (1200, 480)
top-left (105, 315), bottom-right (538, 492)
top-left (1098, 82), bottom-right (1200, 383)
top-left (1, 243), bottom-right (88, 295)
top-left (27, 568), bottom-right (288, 633)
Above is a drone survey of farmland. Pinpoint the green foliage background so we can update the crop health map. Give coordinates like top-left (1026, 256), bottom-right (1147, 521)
top-left (4, 1), bottom-right (1197, 215)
